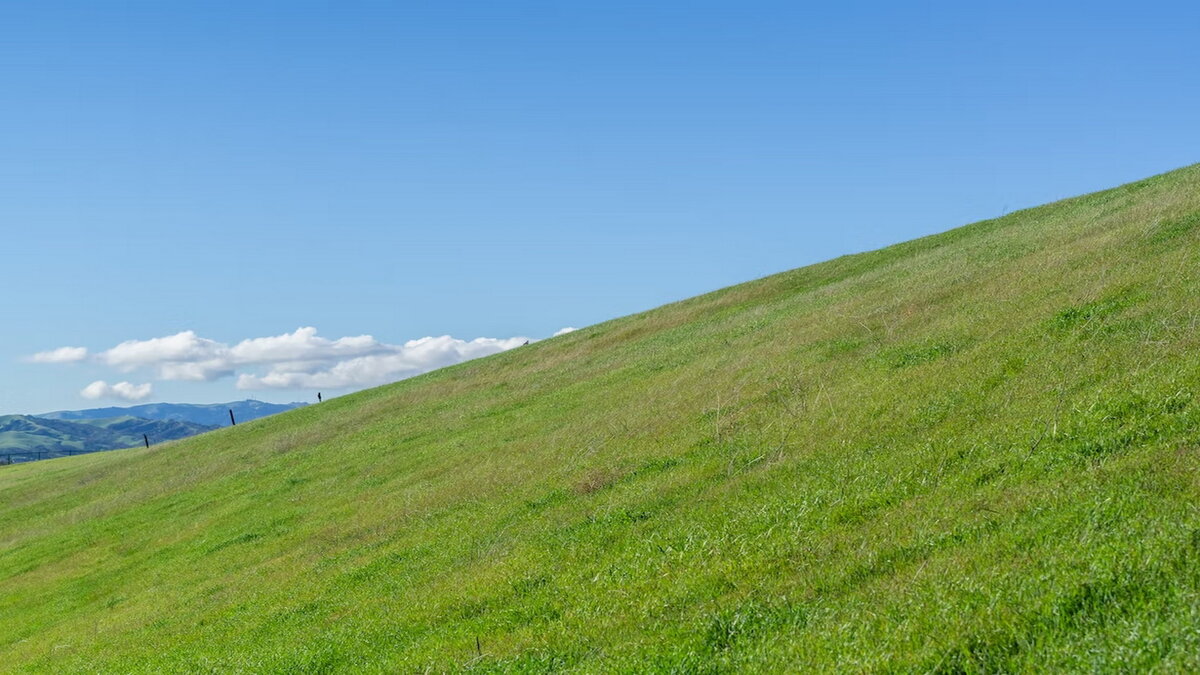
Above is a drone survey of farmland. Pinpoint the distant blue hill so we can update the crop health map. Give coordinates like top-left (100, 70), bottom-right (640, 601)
top-left (0, 415), bottom-right (216, 463)
top-left (39, 400), bottom-right (307, 427)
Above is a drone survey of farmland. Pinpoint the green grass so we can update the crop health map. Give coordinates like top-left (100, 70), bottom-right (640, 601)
top-left (4, 164), bottom-right (1200, 672)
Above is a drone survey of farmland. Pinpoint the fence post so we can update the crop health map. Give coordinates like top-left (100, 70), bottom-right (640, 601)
top-left (229, 409), bottom-right (237, 426)
top-left (144, 434), bottom-right (150, 448)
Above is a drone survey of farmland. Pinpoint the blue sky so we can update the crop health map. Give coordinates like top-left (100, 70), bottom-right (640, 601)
top-left (3, 1), bottom-right (1197, 413)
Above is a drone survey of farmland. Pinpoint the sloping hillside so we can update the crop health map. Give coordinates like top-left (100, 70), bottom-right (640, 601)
top-left (2, 165), bottom-right (1200, 672)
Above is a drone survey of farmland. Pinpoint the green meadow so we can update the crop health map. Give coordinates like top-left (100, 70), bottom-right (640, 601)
top-left (3, 165), bottom-right (1200, 672)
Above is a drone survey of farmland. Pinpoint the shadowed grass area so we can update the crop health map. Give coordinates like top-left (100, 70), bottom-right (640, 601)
top-left (3, 164), bottom-right (1200, 672)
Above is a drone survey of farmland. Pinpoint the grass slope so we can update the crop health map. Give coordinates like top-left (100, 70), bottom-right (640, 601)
top-left (3, 165), bottom-right (1200, 672)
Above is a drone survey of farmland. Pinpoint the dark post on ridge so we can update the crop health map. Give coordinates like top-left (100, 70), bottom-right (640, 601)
top-left (229, 409), bottom-right (236, 426)
top-left (143, 434), bottom-right (150, 448)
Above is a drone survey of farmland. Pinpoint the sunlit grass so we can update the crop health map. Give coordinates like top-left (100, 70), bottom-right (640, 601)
top-left (2, 164), bottom-right (1200, 672)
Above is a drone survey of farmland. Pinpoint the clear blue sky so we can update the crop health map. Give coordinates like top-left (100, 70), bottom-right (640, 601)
top-left (3, 1), bottom-right (1197, 413)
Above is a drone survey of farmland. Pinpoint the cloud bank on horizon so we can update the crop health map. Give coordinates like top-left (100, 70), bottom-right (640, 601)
top-left (29, 326), bottom-right (569, 400)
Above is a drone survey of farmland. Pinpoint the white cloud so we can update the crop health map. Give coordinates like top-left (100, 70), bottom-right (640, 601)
top-left (26, 346), bottom-right (89, 363)
top-left (229, 327), bottom-right (389, 364)
top-left (80, 380), bottom-right (153, 401)
top-left (85, 327), bottom-right (394, 381)
top-left (553, 327), bottom-right (578, 337)
top-left (236, 335), bottom-right (528, 390)
top-left (100, 330), bottom-right (228, 374)
top-left (36, 326), bottom-right (541, 393)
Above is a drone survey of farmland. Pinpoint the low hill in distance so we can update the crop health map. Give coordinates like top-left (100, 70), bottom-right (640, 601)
top-left (0, 401), bottom-right (306, 464)
top-left (0, 415), bottom-right (215, 463)
top-left (2, 165), bottom-right (1200, 671)
top-left (39, 399), bottom-right (307, 427)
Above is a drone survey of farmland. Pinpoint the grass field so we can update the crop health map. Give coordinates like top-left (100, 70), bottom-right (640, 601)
top-left (3, 164), bottom-right (1200, 672)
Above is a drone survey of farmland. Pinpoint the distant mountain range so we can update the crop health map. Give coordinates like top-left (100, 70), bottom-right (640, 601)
top-left (0, 415), bottom-right (215, 463)
top-left (1, 400), bottom-right (306, 464)
top-left (40, 400), bottom-right (307, 427)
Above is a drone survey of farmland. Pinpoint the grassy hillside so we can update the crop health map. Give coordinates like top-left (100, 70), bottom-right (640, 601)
top-left (3, 165), bottom-right (1200, 672)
